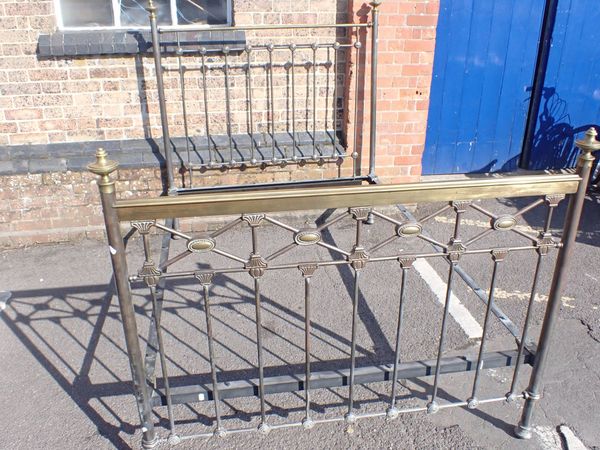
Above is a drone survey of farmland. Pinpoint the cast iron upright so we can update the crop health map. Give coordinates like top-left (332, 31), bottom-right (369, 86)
top-left (368, 0), bottom-right (381, 181)
top-left (515, 127), bottom-right (600, 438)
top-left (88, 149), bottom-right (157, 448)
top-left (147, 0), bottom-right (175, 194)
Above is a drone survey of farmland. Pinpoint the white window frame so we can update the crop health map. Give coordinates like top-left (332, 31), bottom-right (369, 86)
top-left (54, 0), bottom-right (233, 31)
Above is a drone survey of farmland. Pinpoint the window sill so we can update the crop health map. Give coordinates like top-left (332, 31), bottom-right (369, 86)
top-left (37, 29), bottom-right (246, 57)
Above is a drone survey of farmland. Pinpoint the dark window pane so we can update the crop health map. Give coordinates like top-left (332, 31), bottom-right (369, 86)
top-left (60, 0), bottom-right (113, 27)
top-left (176, 0), bottom-right (228, 25)
top-left (120, 0), bottom-right (171, 26)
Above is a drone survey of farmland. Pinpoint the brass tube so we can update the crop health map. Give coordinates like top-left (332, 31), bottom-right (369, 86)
top-left (246, 46), bottom-right (257, 164)
top-left (515, 128), bottom-right (600, 439)
top-left (368, 1), bottom-right (381, 178)
top-left (176, 37), bottom-right (192, 186)
top-left (148, 2), bottom-right (175, 192)
top-left (114, 173), bottom-right (580, 221)
top-left (223, 48), bottom-right (235, 165)
top-left (88, 150), bottom-right (157, 449)
top-left (388, 264), bottom-right (410, 417)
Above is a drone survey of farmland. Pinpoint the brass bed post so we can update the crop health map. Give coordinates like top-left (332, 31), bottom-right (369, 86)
top-left (148, 0), bottom-right (176, 194)
top-left (88, 149), bottom-right (158, 449)
top-left (515, 128), bottom-right (600, 439)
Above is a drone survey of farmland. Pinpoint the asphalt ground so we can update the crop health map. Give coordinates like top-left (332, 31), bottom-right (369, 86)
top-left (1, 193), bottom-right (599, 449)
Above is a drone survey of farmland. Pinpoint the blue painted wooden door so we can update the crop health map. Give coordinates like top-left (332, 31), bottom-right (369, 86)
top-left (526, 0), bottom-right (600, 170)
top-left (422, 0), bottom-right (546, 174)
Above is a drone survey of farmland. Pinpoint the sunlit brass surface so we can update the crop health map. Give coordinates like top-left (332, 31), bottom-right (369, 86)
top-left (87, 148), bottom-right (118, 194)
top-left (114, 173), bottom-right (579, 221)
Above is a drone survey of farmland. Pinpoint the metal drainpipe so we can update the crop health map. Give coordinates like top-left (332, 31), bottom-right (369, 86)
top-left (519, 0), bottom-right (559, 169)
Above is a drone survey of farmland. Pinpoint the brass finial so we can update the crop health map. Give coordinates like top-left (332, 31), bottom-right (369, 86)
top-left (370, 0), bottom-right (383, 10)
top-left (147, 0), bottom-right (156, 16)
top-left (575, 127), bottom-right (600, 156)
top-left (88, 148), bottom-right (118, 184)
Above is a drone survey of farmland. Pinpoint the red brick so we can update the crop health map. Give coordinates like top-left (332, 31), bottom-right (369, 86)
top-left (29, 69), bottom-right (68, 81)
top-left (394, 155), bottom-right (422, 166)
top-left (403, 39), bottom-right (435, 52)
top-left (406, 14), bottom-right (438, 27)
top-left (89, 67), bottom-right (128, 79)
top-left (401, 64), bottom-right (432, 76)
top-left (4, 108), bottom-right (42, 120)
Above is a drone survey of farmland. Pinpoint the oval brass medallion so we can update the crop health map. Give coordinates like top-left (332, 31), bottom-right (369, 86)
top-left (396, 222), bottom-right (422, 238)
top-left (492, 215), bottom-right (517, 231)
top-left (187, 237), bottom-right (216, 253)
top-left (294, 229), bottom-right (322, 245)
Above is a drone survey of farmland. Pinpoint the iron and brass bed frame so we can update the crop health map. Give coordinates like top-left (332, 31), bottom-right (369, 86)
top-left (90, 127), bottom-right (599, 447)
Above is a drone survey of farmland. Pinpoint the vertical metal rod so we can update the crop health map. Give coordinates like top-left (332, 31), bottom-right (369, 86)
top-left (387, 263), bottom-right (410, 418)
top-left (346, 211), bottom-right (365, 427)
top-left (141, 233), bottom-right (152, 262)
top-left (515, 128), bottom-right (599, 439)
top-left (143, 218), bottom-right (174, 385)
top-left (268, 46), bottom-right (277, 162)
top-left (468, 252), bottom-right (504, 408)
top-left (251, 225), bottom-right (258, 252)
top-left (149, 286), bottom-right (176, 435)
top-left (148, 1), bottom-right (175, 192)
top-left (508, 202), bottom-right (555, 400)
top-left (346, 268), bottom-right (361, 422)
top-left (304, 276), bottom-right (312, 420)
top-left (324, 47), bottom-right (331, 154)
top-left (428, 202), bottom-right (464, 412)
top-left (199, 277), bottom-right (224, 434)
top-left (331, 42), bottom-right (340, 157)
top-left (290, 44), bottom-right (297, 160)
top-left (507, 249), bottom-right (546, 400)
top-left (352, 29), bottom-right (362, 177)
top-left (176, 37), bottom-right (193, 187)
top-left (311, 44), bottom-right (318, 159)
top-left (223, 47), bottom-right (235, 165)
top-left (368, 1), bottom-right (381, 179)
top-left (299, 264), bottom-right (317, 429)
top-left (246, 46), bottom-right (257, 165)
top-left (428, 262), bottom-right (456, 413)
top-left (254, 278), bottom-right (268, 428)
top-left (88, 149), bottom-right (156, 449)
top-left (199, 50), bottom-right (214, 167)
top-left (248, 219), bottom-right (268, 431)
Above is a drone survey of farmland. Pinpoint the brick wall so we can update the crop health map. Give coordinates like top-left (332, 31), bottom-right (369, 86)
top-left (0, 0), bottom-right (439, 247)
top-left (0, 0), bottom-right (348, 144)
top-left (347, 0), bottom-right (438, 183)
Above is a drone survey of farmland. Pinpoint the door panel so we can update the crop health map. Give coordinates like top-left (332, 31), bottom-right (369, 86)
top-left (422, 0), bottom-right (545, 174)
top-left (526, 0), bottom-right (600, 170)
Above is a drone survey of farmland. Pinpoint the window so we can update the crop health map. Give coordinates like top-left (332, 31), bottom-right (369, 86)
top-left (55, 0), bottom-right (232, 30)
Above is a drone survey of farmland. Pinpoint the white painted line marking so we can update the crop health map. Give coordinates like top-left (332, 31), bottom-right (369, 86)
top-left (534, 425), bottom-right (562, 449)
top-left (433, 215), bottom-right (544, 234)
top-left (413, 259), bottom-right (483, 339)
top-left (558, 425), bottom-right (588, 450)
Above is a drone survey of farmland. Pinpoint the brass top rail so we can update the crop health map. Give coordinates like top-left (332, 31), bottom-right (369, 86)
top-left (114, 172), bottom-right (580, 221)
top-left (157, 23), bottom-right (373, 34)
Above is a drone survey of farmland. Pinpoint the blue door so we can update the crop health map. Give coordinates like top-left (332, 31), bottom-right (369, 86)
top-left (423, 0), bottom-right (600, 175)
top-left (422, 0), bottom-right (545, 174)
top-left (525, 0), bottom-right (600, 170)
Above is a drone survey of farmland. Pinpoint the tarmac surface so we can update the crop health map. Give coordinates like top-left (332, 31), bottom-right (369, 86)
top-left (1, 193), bottom-right (599, 450)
